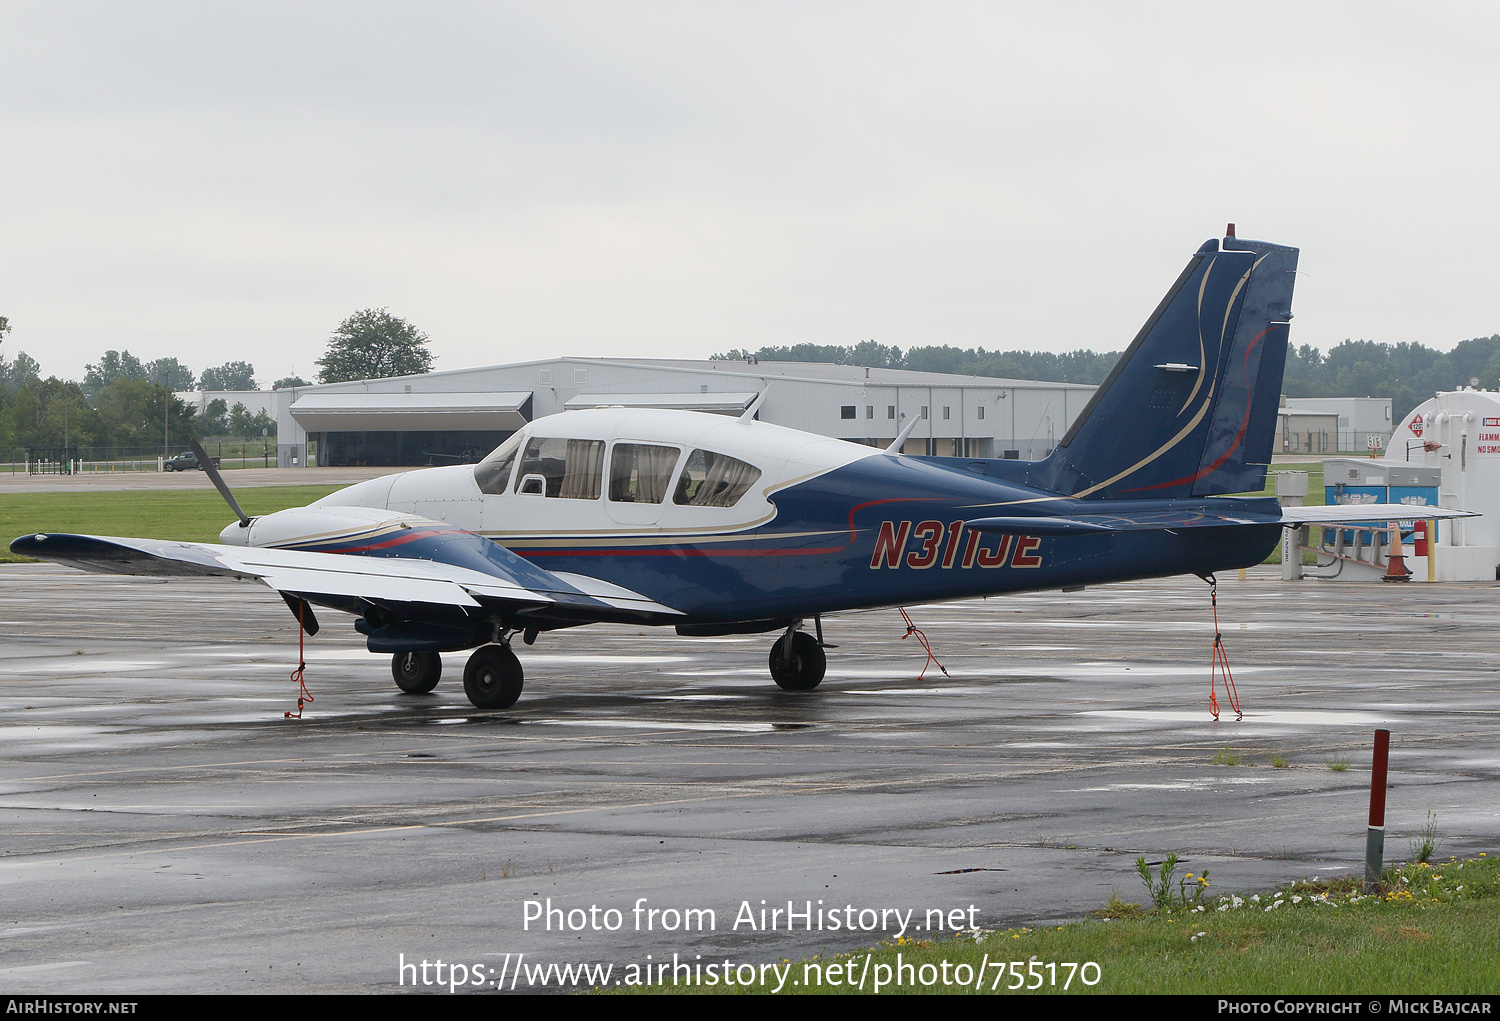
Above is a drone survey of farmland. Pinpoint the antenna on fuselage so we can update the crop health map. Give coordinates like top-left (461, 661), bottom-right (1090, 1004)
top-left (740, 386), bottom-right (771, 422)
top-left (886, 413), bottom-right (920, 455)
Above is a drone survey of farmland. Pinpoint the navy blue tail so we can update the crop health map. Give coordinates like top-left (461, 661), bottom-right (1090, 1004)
top-left (1027, 232), bottom-right (1298, 500)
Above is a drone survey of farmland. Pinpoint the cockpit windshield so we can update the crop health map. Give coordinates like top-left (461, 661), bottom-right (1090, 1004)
top-left (473, 432), bottom-right (525, 495)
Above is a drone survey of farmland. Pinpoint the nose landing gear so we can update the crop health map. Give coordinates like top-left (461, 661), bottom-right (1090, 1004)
top-left (769, 628), bottom-right (826, 691)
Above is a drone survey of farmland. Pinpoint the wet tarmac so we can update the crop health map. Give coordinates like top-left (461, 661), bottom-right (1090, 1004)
top-left (1, 564), bottom-right (1496, 993)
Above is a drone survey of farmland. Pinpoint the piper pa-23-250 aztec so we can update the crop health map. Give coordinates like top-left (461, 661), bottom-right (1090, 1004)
top-left (13, 229), bottom-right (1476, 711)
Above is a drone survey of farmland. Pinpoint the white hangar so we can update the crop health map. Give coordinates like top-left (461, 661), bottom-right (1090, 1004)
top-left (262, 357), bottom-right (1097, 469)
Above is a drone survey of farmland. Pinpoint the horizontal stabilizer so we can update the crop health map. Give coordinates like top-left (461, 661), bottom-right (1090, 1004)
top-left (965, 501), bottom-right (1478, 536)
top-left (1278, 504), bottom-right (1479, 525)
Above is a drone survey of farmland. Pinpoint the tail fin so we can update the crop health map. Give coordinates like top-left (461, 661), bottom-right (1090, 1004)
top-left (1028, 231), bottom-right (1298, 500)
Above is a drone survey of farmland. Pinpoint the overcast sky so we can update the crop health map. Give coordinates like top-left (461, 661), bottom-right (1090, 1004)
top-left (3, 2), bottom-right (1498, 384)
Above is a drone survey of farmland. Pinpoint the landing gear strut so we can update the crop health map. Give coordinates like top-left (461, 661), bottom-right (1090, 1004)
top-left (391, 651), bottom-right (442, 694)
top-left (769, 628), bottom-right (825, 691)
top-left (463, 643), bottom-right (524, 709)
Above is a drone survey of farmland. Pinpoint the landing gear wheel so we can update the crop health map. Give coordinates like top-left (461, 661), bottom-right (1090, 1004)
top-left (769, 632), bottom-right (826, 691)
top-left (391, 651), bottom-right (442, 694)
top-left (463, 644), bottom-right (524, 709)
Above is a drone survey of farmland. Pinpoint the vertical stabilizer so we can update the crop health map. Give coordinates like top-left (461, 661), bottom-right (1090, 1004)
top-left (1028, 233), bottom-right (1298, 500)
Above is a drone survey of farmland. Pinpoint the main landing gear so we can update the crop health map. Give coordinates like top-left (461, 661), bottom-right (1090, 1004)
top-left (462, 643), bottom-right (525, 709)
top-left (390, 643), bottom-right (525, 709)
top-left (769, 623), bottom-right (826, 691)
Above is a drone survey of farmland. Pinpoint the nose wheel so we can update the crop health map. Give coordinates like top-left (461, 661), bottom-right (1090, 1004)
top-left (769, 631), bottom-right (825, 691)
top-left (391, 651), bottom-right (442, 694)
top-left (463, 644), bottom-right (525, 709)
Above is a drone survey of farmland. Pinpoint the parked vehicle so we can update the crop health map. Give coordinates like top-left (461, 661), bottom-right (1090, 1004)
top-left (163, 452), bottom-right (221, 472)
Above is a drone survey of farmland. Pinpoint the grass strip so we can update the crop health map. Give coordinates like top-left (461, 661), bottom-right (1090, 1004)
top-left (0, 486), bottom-right (342, 563)
top-left (616, 854), bottom-right (1499, 995)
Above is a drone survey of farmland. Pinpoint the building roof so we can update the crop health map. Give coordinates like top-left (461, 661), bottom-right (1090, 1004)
top-left (304, 356), bottom-right (1096, 393)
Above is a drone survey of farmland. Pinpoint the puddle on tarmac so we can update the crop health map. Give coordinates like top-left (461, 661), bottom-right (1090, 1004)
top-left (643, 694), bottom-right (750, 701)
top-left (536, 719), bottom-right (781, 733)
top-left (841, 687), bottom-right (992, 696)
top-left (1082, 709), bottom-right (1395, 726)
top-left (1070, 778), bottom-right (1274, 792)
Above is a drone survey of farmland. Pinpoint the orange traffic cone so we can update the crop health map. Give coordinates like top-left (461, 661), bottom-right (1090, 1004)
top-left (1383, 519), bottom-right (1411, 583)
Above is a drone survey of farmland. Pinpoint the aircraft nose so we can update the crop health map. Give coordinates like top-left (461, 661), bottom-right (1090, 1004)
top-left (218, 520), bottom-right (252, 546)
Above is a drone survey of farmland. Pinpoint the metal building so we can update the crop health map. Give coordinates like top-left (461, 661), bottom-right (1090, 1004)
top-left (259, 357), bottom-right (1095, 468)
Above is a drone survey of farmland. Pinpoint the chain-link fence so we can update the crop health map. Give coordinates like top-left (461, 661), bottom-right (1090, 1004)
top-left (3, 442), bottom-right (282, 475)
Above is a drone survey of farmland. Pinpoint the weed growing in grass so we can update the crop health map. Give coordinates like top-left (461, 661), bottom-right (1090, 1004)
top-left (1380, 854), bottom-right (1498, 904)
top-left (1134, 854), bottom-right (1212, 912)
top-left (1326, 756), bottom-right (1350, 772)
top-left (1212, 748), bottom-right (1243, 766)
top-left (1411, 811), bottom-right (1441, 864)
top-left (1136, 852), bottom-right (1179, 907)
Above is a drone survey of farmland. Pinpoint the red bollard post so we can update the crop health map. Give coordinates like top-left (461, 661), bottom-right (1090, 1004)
top-left (1364, 729), bottom-right (1391, 892)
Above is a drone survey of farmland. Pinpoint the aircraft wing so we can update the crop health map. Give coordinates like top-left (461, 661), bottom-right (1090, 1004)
top-left (965, 503), bottom-right (1479, 536)
top-left (9, 533), bottom-right (683, 621)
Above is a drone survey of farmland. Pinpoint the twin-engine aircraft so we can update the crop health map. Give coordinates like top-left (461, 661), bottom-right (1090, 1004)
top-left (13, 230), bottom-right (1472, 710)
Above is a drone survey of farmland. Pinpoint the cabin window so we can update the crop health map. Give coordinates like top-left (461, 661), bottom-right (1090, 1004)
top-left (514, 436), bottom-right (605, 499)
top-left (673, 449), bottom-right (762, 508)
top-left (609, 443), bottom-right (680, 504)
top-left (473, 432), bottom-right (524, 495)
top-left (840, 406), bottom-right (856, 420)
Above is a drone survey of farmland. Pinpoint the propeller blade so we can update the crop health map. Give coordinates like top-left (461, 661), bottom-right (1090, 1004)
top-left (189, 438), bottom-right (251, 527)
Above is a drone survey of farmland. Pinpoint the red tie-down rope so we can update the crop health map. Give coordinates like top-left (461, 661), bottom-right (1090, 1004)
top-left (1205, 576), bottom-right (1242, 721)
top-left (284, 601), bottom-right (314, 719)
top-left (898, 607), bottom-right (949, 681)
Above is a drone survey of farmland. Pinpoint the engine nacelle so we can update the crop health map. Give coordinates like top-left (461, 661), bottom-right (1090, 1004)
top-left (218, 505), bottom-right (444, 549)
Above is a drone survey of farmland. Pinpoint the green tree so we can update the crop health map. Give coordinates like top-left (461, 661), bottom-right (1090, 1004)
top-left (200, 361), bottom-right (257, 391)
top-left (82, 350), bottom-right (147, 400)
top-left (4, 378), bottom-right (102, 449)
top-left (316, 309), bottom-right (434, 383)
top-left (0, 350), bottom-right (41, 394)
top-left (201, 398), bottom-right (229, 436)
top-left (145, 357), bottom-right (197, 392)
top-left (227, 402), bottom-right (254, 437)
top-left (272, 375), bottom-right (310, 389)
top-left (93, 378), bottom-right (196, 449)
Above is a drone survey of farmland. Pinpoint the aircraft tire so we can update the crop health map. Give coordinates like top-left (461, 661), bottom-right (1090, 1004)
top-left (463, 644), bottom-right (524, 709)
top-left (391, 651), bottom-right (442, 694)
top-left (769, 632), bottom-right (825, 691)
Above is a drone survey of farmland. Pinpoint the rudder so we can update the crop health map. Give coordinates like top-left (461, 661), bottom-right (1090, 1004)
top-left (1028, 230), bottom-right (1298, 500)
